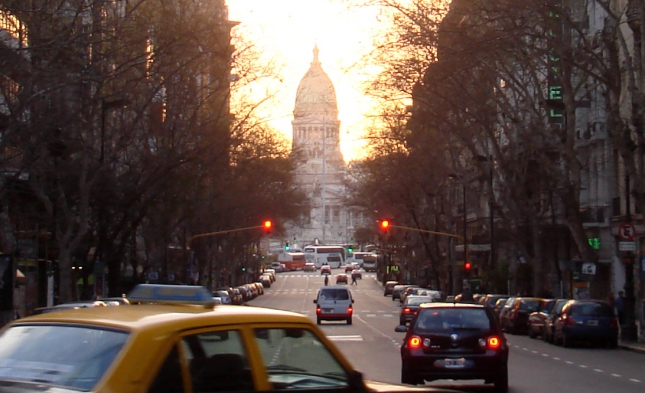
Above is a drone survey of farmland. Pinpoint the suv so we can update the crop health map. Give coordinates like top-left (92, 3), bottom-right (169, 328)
top-left (396, 303), bottom-right (509, 392)
top-left (314, 286), bottom-right (354, 325)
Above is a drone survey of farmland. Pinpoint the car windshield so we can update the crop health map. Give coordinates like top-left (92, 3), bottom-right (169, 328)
top-left (0, 324), bottom-right (129, 390)
top-left (519, 300), bottom-right (541, 312)
top-left (319, 289), bottom-right (349, 300)
top-left (415, 308), bottom-right (491, 332)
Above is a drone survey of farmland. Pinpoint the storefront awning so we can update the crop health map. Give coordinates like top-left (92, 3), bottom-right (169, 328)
top-left (455, 244), bottom-right (491, 252)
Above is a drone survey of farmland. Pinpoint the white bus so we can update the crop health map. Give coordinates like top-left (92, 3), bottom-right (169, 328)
top-left (346, 251), bottom-right (375, 267)
top-left (303, 245), bottom-right (345, 268)
top-left (362, 254), bottom-right (378, 272)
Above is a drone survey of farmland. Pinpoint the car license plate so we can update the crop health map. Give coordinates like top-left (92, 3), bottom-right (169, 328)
top-left (444, 358), bottom-right (466, 368)
top-left (587, 320), bottom-right (598, 326)
top-left (324, 308), bottom-right (334, 313)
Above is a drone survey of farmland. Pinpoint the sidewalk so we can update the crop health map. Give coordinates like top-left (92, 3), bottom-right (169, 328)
top-left (619, 340), bottom-right (645, 354)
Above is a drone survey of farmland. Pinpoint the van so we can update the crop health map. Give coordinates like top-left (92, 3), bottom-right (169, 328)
top-left (313, 286), bottom-right (354, 325)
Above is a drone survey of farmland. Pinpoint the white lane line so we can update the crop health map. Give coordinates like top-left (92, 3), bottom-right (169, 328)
top-left (522, 348), bottom-right (529, 351)
top-left (579, 365), bottom-right (588, 368)
top-left (629, 379), bottom-right (641, 383)
top-left (541, 354), bottom-right (549, 357)
top-left (565, 361), bottom-right (574, 365)
top-left (383, 314), bottom-right (394, 317)
top-left (531, 350), bottom-right (538, 354)
top-left (553, 357), bottom-right (560, 360)
top-left (611, 374), bottom-right (621, 377)
top-left (366, 314), bottom-right (376, 317)
top-left (593, 369), bottom-right (603, 373)
top-left (327, 335), bottom-right (363, 342)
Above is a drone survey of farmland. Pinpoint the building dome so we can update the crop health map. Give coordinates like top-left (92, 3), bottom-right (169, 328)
top-left (294, 46), bottom-right (338, 117)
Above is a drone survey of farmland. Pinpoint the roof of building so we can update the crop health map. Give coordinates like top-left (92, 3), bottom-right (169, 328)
top-left (294, 45), bottom-right (338, 117)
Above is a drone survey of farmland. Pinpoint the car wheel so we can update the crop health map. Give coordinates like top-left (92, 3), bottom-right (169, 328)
top-left (494, 366), bottom-right (509, 393)
top-left (317, 318), bottom-right (321, 325)
top-left (528, 326), bottom-right (536, 339)
top-left (401, 364), bottom-right (419, 385)
top-left (562, 332), bottom-right (572, 348)
top-left (609, 338), bottom-right (618, 349)
top-left (347, 317), bottom-right (352, 325)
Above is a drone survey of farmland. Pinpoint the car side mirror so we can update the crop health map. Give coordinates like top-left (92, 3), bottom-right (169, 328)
top-left (352, 299), bottom-right (355, 303)
top-left (395, 325), bottom-right (407, 333)
top-left (313, 299), bottom-right (317, 304)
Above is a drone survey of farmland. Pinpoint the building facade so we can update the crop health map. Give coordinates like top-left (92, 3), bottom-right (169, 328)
top-left (288, 46), bottom-right (350, 246)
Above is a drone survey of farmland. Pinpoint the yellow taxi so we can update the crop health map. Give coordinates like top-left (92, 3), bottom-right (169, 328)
top-left (0, 285), bottom-right (455, 393)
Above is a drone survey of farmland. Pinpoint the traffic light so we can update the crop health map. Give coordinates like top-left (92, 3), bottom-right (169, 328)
top-left (263, 220), bottom-right (272, 234)
top-left (347, 246), bottom-right (354, 253)
top-left (380, 219), bottom-right (390, 233)
top-left (241, 266), bottom-right (246, 273)
top-left (464, 261), bottom-right (472, 274)
top-left (285, 241), bottom-right (290, 251)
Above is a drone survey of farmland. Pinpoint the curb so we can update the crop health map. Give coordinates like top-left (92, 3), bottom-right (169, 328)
top-left (619, 343), bottom-right (645, 354)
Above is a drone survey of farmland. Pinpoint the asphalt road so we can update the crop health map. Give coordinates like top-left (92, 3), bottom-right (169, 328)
top-left (248, 269), bottom-right (645, 393)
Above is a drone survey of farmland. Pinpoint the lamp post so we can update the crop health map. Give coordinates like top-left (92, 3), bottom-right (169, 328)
top-left (622, 174), bottom-right (638, 341)
top-left (449, 174), bottom-right (469, 292)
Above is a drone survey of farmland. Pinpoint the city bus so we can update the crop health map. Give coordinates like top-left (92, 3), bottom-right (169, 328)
top-left (346, 251), bottom-right (374, 267)
top-left (277, 252), bottom-right (307, 271)
top-left (303, 245), bottom-right (345, 268)
top-left (362, 254), bottom-right (378, 272)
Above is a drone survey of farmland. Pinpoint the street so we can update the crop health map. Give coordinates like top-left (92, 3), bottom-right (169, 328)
top-left (248, 269), bottom-right (645, 393)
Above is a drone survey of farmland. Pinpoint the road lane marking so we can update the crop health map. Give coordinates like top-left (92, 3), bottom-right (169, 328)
top-left (541, 353), bottom-right (549, 357)
top-left (553, 357), bottom-right (560, 360)
top-left (629, 379), bottom-right (641, 383)
top-left (327, 335), bottom-right (363, 342)
top-left (366, 314), bottom-right (376, 317)
top-left (579, 365), bottom-right (588, 368)
top-left (594, 369), bottom-right (603, 373)
top-left (611, 374), bottom-right (621, 377)
top-left (565, 361), bottom-right (574, 365)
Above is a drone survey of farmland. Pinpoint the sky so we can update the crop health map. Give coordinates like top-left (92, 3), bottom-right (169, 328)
top-left (227, 0), bottom-right (384, 163)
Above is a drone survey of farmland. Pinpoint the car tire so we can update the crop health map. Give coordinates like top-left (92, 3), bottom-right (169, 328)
top-left (562, 332), bottom-right (572, 348)
top-left (401, 365), bottom-right (419, 385)
top-left (347, 317), bottom-right (352, 325)
top-left (494, 367), bottom-right (509, 393)
top-left (317, 318), bottom-right (321, 325)
top-left (528, 326), bottom-right (536, 339)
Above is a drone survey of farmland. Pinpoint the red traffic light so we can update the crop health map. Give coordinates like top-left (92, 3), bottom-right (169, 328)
top-left (380, 220), bottom-right (390, 231)
top-left (464, 262), bottom-right (472, 271)
top-left (263, 220), bottom-right (273, 234)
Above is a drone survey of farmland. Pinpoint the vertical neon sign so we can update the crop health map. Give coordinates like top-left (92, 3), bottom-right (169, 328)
top-left (546, 1), bottom-right (564, 125)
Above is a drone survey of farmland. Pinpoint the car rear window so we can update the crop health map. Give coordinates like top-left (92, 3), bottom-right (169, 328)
top-left (415, 308), bottom-right (491, 332)
top-left (571, 302), bottom-right (614, 317)
top-left (519, 300), bottom-right (541, 312)
top-left (406, 297), bottom-right (434, 306)
top-left (319, 288), bottom-right (350, 300)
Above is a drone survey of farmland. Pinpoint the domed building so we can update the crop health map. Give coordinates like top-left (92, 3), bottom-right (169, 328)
top-left (289, 46), bottom-right (350, 246)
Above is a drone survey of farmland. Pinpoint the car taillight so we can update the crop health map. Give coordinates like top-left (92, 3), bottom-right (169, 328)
top-left (488, 336), bottom-right (501, 349)
top-left (610, 317), bottom-right (618, 328)
top-left (408, 335), bottom-right (421, 349)
top-left (566, 316), bottom-right (576, 326)
top-left (316, 306), bottom-right (321, 315)
top-left (404, 308), bottom-right (411, 314)
top-left (347, 306), bottom-right (353, 314)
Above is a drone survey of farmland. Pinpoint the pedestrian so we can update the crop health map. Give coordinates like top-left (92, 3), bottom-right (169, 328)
top-left (615, 291), bottom-right (625, 325)
top-left (351, 273), bottom-right (357, 285)
top-left (324, 275), bottom-right (329, 286)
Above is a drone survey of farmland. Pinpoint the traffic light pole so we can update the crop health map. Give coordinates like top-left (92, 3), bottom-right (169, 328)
top-left (384, 224), bottom-right (469, 273)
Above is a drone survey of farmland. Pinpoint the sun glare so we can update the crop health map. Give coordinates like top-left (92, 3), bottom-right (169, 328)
top-left (227, 0), bottom-right (386, 163)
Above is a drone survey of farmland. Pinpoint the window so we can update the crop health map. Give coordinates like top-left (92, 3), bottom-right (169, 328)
top-left (149, 346), bottom-right (184, 393)
top-left (253, 328), bottom-right (348, 390)
top-left (182, 330), bottom-right (253, 393)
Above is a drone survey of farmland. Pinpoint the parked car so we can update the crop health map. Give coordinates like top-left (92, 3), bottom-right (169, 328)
top-left (552, 300), bottom-right (618, 348)
top-left (259, 275), bottom-right (271, 289)
top-left (392, 285), bottom-right (410, 302)
top-left (482, 294), bottom-right (508, 310)
top-left (503, 297), bottom-right (542, 334)
top-left (399, 295), bottom-right (434, 325)
top-left (498, 296), bottom-right (517, 326)
top-left (528, 299), bottom-right (555, 338)
top-left (303, 262), bottom-right (316, 272)
top-left (383, 281), bottom-right (399, 296)
top-left (544, 298), bottom-right (570, 343)
top-left (212, 290), bottom-right (232, 305)
top-left (314, 286), bottom-right (354, 325)
top-left (396, 302), bottom-right (509, 392)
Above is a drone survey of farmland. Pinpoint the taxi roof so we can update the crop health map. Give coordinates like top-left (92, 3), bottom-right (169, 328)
top-left (11, 304), bottom-right (310, 332)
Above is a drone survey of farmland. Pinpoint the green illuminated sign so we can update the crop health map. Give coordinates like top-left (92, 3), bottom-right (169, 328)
top-left (588, 238), bottom-right (600, 250)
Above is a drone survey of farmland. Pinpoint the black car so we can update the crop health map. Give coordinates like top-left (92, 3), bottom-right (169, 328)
top-left (396, 302), bottom-right (509, 392)
top-left (544, 298), bottom-right (570, 343)
top-left (503, 297), bottom-right (542, 334)
top-left (399, 295), bottom-right (434, 325)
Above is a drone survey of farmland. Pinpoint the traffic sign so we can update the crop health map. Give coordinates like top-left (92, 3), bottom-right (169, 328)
top-left (619, 241), bottom-right (636, 251)
top-left (618, 222), bottom-right (636, 241)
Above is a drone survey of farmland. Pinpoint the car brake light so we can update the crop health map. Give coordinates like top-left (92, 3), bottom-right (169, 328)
top-left (404, 308), bottom-right (411, 314)
top-left (488, 336), bottom-right (501, 349)
top-left (347, 306), bottom-right (353, 314)
top-left (610, 317), bottom-right (618, 328)
top-left (566, 316), bottom-right (576, 326)
top-left (408, 336), bottom-right (421, 348)
top-left (316, 306), bottom-right (321, 315)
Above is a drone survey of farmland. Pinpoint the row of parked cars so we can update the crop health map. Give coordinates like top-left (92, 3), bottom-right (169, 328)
top-left (478, 294), bottom-right (619, 348)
